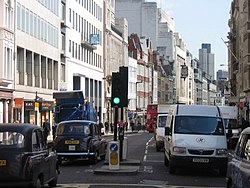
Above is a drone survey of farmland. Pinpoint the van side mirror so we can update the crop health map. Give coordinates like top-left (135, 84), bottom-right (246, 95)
top-left (165, 127), bottom-right (171, 135)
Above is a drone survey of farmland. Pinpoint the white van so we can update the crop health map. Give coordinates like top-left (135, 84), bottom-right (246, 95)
top-left (163, 104), bottom-right (228, 176)
top-left (218, 105), bottom-right (240, 149)
top-left (155, 105), bottom-right (171, 151)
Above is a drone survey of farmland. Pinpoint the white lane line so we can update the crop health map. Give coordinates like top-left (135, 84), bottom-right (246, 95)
top-left (144, 136), bottom-right (154, 162)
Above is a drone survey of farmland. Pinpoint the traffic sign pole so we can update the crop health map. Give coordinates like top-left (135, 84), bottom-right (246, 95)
top-left (114, 107), bottom-right (118, 141)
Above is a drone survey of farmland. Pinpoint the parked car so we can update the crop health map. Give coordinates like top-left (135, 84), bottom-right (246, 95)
top-left (0, 123), bottom-right (59, 188)
top-left (53, 120), bottom-right (107, 164)
top-left (226, 127), bottom-right (250, 188)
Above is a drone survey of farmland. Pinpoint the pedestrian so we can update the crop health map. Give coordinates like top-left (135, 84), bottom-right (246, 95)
top-left (125, 121), bottom-right (128, 131)
top-left (105, 121), bottom-right (109, 133)
top-left (52, 125), bottom-right (57, 140)
top-left (42, 119), bottom-right (51, 143)
top-left (99, 122), bottom-right (104, 135)
top-left (110, 123), bottom-right (113, 133)
top-left (131, 120), bottom-right (134, 132)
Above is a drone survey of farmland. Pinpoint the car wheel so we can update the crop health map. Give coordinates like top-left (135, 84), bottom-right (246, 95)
top-left (32, 177), bottom-right (42, 188)
top-left (226, 178), bottom-right (233, 188)
top-left (90, 152), bottom-right (98, 164)
top-left (48, 171), bottom-right (58, 187)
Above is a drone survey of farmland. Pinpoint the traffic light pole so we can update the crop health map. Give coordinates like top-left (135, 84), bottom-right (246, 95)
top-left (113, 107), bottom-right (118, 141)
top-left (120, 107), bottom-right (124, 161)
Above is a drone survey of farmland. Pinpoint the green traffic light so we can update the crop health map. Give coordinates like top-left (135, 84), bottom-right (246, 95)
top-left (113, 97), bottom-right (120, 104)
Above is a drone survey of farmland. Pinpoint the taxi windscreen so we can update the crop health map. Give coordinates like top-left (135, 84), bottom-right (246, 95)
top-left (57, 122), bottom-right (91, 136)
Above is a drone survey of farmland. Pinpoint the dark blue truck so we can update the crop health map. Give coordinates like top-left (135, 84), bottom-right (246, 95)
top-left (53, 90), bottom-right (97, 124)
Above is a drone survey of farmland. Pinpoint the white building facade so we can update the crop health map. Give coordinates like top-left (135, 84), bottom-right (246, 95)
top-left (62, 0), bottom-right (104, 122)
top-left (0, 0), bottom-right (15, 123)
top-left (14, 0), bottom-right (61, 125)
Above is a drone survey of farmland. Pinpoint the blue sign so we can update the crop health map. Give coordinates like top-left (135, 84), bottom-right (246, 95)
top-left (110, 143), bottom-right (118, 152)
top-left (90, 34), bottom-right (100, 45)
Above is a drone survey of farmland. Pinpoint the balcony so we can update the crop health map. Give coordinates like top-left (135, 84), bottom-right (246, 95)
top-left (0, 78), bottom-right (13, 86)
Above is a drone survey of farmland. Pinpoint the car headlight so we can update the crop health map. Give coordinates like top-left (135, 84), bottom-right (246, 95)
top-left (173, 147), bottom-right (186, 155)
top-left (216, 149), bottom-right (227, 156)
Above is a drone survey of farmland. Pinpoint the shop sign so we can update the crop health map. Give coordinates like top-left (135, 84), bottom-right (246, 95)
top-left (24, 101), bottom-right (35, 111)
top-left (40, 101), bottom-right (55, 111)
top-left (14, 98), bottom-right (24, 109)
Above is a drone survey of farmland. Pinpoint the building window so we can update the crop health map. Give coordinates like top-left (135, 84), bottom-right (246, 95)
top-left (4, 47), bottom-right (13, 80)
top-left (69, 40), bottom-right (71, 52)
top-left (60, 63), bottom-right (65, 82)
top-left (17, 4), bottom-right (21, 29)
top-left (21, 6), bottom-right (25, 31)
top-left (26, 9), bottom-right (29, 34)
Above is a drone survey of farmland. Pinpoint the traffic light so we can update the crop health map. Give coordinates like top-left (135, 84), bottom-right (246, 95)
top-left (111, 67), bottom-right (128, 108)
top-left (119, 66), bottom-right (128, 107)
top-left (111, 72), bottom-right (122, 108)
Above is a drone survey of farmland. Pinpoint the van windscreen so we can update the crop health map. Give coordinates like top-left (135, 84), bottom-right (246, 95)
top-left (174, 116), bottom-right (224, 135)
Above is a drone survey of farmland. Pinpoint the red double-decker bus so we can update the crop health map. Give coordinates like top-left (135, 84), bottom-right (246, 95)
top-left (145, 104), bottom-right (158, 132)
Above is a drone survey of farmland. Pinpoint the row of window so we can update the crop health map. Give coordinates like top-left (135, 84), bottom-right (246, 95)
top-left (17, 47), bottom-right (61, 90)
top-left (16, 4), bottom-right (59, 48)
top-left (69, 8), bottom-right (102, 45)
top-left (68, 40), bottom-right (102, 68)
top-left (3, 47), bottom-right (13, 80)
top-left (4, 3), bottom-right (14, 30)
top-left (37, 0), bottom-right (59, 16)
top-left (73, 0), bottom-right (102, 21)
top-left (84, 78), bottom-right (102, 103)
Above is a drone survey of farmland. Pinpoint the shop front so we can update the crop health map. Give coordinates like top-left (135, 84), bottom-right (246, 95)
top-left (39, 101), bottom-right (55, 127)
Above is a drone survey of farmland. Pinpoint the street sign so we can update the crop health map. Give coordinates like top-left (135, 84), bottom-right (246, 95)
top-left (109, 141), bottom-right (120, 170)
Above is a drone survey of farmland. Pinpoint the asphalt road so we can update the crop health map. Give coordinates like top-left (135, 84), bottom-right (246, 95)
top-left (56, 131), bottom-right (227, 188)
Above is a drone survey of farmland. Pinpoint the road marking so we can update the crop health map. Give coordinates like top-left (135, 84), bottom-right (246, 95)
top-left (144, 136), bottom-right (155, 162)
top-left (139, 165), bottom-right (153, 173)
top-left (58, 183), bottom-right (224, 188)
top-left (144, 159), bottom-right (163, 163)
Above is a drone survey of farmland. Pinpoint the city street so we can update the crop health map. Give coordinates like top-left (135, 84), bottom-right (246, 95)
top-left (57, 131), bottom-right (227, 188)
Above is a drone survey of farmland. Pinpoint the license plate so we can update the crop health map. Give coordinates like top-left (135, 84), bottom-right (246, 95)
top-left (0, 160), bottom-right (6, 166)
top-left (69, 145), bottom-right (76, 151)
top-left (192, 158), bottom-right (209, 163)
top-left (65, 140), bottom-right (79, 144)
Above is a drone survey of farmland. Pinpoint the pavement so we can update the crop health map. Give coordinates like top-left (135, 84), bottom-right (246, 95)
top-left (94, 158), bottom-right (141, 175)
top-left (94, 129), bottom-right (142, 175)
top-left (48, 128), bottom-right (144, 175)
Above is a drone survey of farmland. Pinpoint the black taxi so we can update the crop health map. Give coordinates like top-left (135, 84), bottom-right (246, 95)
top-left (53, 120), bottom-right (107, 164)
top-left (0, 123), bottom-right (59, 188)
